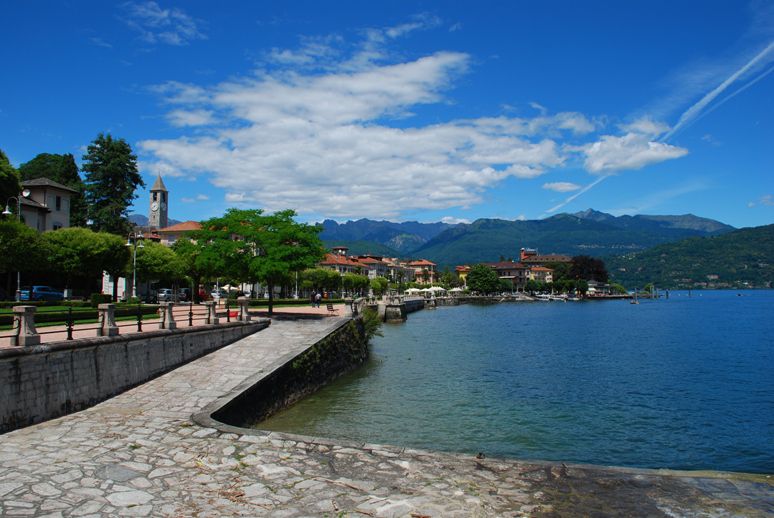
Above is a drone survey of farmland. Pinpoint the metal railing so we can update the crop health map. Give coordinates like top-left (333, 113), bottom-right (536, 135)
top-left (0, 301), bottom-right (243, 348)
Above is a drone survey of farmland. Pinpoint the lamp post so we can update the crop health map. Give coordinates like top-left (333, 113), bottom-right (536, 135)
top-left (125, 231), bottom-right (145, 300)
top-left (3, 189), bottom-right (31, 301)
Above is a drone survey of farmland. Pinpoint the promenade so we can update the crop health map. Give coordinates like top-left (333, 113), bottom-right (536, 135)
top-left (0, 316), bottom-right (771, 517)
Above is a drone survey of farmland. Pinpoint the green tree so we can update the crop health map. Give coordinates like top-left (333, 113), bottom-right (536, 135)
top-left (570, 255), bottom-right (609, 282)
top-left (342, 273), bottom-right (369, 296)
top-left (256, 210), bottom-right (324, 314)
top-left (302, 268), bottom-right (341, 292)
top-left (575, 279), bottom-right (589, 296)
top-left (135, 241), bottom-right (184, 288)
top-left (18, 153), bottom-right (88, 226)
top-left (41, 228), bottom-right (128, 299)
top-left (82, 134), bottom-right (144, 234)
top-left (370, 276), bottom-right (389, 296)
top-left (193, 208), bottom-right (323, 315)
top-left (439, 268), bottom-right (460, 289)
top-left (0, 149), bottom-right (22, 209)
top-left (172, 238), bottom-right (219, 302)
top-left (525, 279), bottom-right (540, 294)
top-left (466, 264), bottom-right (501, 294)
top-left (609, 282), bottom-right (627, 294)
top-left (0, 219), bottom-right (44, 299)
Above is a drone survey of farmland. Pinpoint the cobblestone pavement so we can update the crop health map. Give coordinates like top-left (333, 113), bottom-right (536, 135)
top-left (0, 317), bottom-right (771, 517)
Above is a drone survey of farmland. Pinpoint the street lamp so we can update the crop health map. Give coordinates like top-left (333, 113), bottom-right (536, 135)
top-left (3, 189), bottom-right (31, 301)
top-left (126, 231), bottom-right (145, 300)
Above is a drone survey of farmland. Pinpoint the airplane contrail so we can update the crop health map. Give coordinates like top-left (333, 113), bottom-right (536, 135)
top-left (542, 174), bottom-right (610, 216)
top-left (660, 41), bottom-right (774, 141)
top-left (542, 40), bottom-right (774, 217)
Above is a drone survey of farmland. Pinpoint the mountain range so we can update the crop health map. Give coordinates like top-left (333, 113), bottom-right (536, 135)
top-left (321, 210), bottom-right (735, 267)
top-left (607, 224), bottom-right (774, 289)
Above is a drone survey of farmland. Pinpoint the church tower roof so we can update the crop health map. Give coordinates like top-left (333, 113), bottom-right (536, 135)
top-left (150, 174), bottom-right (168, 192)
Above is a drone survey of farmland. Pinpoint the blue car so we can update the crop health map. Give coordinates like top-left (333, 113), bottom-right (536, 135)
top-left (19, 285), bottom-right (65, 301)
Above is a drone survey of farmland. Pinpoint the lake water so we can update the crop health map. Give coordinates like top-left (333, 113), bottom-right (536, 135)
top-left (260, 290), bottom-right (774, 473)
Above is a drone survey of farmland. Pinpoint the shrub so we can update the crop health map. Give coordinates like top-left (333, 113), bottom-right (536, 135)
top-left (361, 307), bottom-right (383, 340)
top-left (90, 293), bottom-right (114, 307)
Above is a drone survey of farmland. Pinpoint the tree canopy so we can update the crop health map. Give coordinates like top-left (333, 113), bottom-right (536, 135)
top-left (41, 228), bottom-right (128, 298)
top-left (82, 134), bottom-right (144, 234)
top-left (193, 208), bottom-right (324, 314)
top-left (466, 264), bottom-right (502, 294)
top-left (0, 149), bottom-right (21, 207)
top-left (569, 255), bottom-right (609, 282)
top-left (18, 153), bottom-right (88, 226)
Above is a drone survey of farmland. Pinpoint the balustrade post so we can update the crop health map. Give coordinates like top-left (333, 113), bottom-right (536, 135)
top-left (159, 302), bottom-right (177, 330)
top-left (237, 296), bottom-right (251, 322)
top-left (97, 303), bottom-right (119, 337)
top-left (204, 301), bottom-right (219, 325)
top-left (11, 305), bottom-right (40, 346)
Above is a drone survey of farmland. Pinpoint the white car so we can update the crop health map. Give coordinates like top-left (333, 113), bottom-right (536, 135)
top-left (211, 289), bottom-right (227, 300)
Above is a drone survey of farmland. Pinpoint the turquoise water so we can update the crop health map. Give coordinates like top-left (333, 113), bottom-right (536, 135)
top-left (260, 290), bottom-right (774, 473)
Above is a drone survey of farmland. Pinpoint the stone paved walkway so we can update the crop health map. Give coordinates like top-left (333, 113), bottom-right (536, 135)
top-left (0, 317), bottom-right (771, 517)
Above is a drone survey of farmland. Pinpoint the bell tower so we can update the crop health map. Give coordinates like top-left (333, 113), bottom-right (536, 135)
top-left (148, 175), bottom-right (168, 229)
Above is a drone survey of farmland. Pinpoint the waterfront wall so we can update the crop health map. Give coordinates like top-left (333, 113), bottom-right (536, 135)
top-left (0, 321), bottom-right (269, 433)
top-left (196, 317), bottom-right (367, 430)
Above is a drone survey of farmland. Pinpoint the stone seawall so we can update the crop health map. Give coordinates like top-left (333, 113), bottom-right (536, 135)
top-left (195, 317), bottom-right (367, 430)
top-left (0, 320), bottom-right (268, 433)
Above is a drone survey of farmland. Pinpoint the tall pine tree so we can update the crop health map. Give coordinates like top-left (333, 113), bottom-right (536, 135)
top-left (81, 134), bottom-right (145, 235)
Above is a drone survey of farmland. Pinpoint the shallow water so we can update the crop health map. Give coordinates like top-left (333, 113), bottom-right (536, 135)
top-left (260, 290), bottom-right (774, 473)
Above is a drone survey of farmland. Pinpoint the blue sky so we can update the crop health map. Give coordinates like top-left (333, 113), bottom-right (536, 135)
top-left (1, 1), bottom-right (772, 228)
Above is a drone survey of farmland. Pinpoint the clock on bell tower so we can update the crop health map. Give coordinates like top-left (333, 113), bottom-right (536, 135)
top-left (148, 174), bottom-right (168, 229)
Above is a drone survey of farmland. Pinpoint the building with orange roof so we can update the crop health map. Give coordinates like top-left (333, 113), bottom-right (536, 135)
top-left (407, 259), bottom-right (437, 284)
top-left (156, 220), bottom-right (202, 246)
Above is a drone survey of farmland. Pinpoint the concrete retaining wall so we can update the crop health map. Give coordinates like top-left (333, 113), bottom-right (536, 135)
top-left (0, 321), bottom-right (269, 433)
top-left (195, 317), bottom-right (367, 430)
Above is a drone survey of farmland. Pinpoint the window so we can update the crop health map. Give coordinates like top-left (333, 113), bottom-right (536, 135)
top-left (53, 223), bottom-right (62, 230)
top-left (55, 196), bottom-right (61, 211)
top-left (153, 192), bottom-right (158, 201)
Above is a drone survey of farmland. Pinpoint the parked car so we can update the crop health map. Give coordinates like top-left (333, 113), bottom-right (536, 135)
top-left (178, 288), bottom-right (191, 302)
top-left (156, 288), bottom-right (175, 302)
top-left (210, 288), bottom-right (227, 301)
top-left (19, 285), bottom-right (65, 302)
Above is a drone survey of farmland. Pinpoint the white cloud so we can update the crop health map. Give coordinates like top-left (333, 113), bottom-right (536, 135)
top-left (619, 117), bottom-right (669, 137)
top-left (181, 193), bottom-right (210, 203)
top-left (167, 109), bottom-right (215, 127)
top-left (582, 133), bottom-right (688, 174)
top-left (440, 216), bottom-right (470, 224)
top-left (543, 182), bottom-right (581, 192)
top-left (139, 21), bottom-right (687, 219)
top-left (748, 194), bottom-right (774, 207)
top-left (122, 1), bottom-right (206, 46)
top-left (141, 47), bottom-right (571, 218)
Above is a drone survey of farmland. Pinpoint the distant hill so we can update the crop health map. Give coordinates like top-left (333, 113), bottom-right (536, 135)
top-left (414, 211), bottom-right (735, 267)
top-left (129, 214), bottom-right (182, 228)
top-left (573, 209), bottom-right (733, 234)
top-left (606, 224), bottom-right (774, 289)
top-left (320, 240), bottom-right (401, 257)
top-left (320, 219), bottom-right (454, 254)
